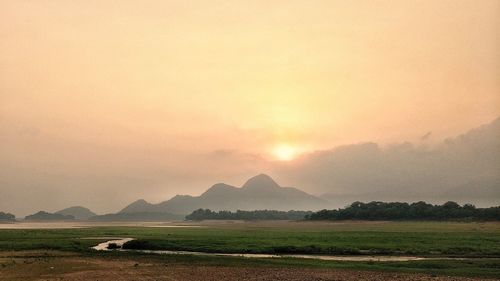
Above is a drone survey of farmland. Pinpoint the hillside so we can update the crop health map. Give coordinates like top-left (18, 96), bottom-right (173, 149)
top-left (55, 206), bottom-right (97, 220)
top-left (120, 174), bottom-right (330, 215)
top-left (24, 211), bottom-right (75, 221)
top-left (0, 212), bottom-right (16, 222)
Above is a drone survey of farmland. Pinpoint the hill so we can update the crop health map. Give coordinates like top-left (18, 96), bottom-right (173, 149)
top-left (24, 211), bottom-right (75, 221)
top-left (0, 212), bottom-right (16, 222)
top-left (55, 206), bottom-right (97, 220)
top-left (120, 174), bottom-right (330, 215)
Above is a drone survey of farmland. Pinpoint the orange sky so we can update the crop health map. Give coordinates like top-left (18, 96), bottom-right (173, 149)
top-left (0, 0), bottom-right (499, 215)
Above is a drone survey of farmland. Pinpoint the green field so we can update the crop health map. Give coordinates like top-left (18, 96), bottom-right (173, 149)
top-left (1, 221), bottom-right (499, 278)
top-left (1, 221), bottom-right (499, 256)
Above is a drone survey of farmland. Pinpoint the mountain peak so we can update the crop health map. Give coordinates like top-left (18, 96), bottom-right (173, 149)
top-left (55, 206), bottom-right (96, 220)
top-left (242, 174), bottom-right (280, 189)
top-left (202, 183), bottom-right (236, 196)
top-left (118, 173), bottom-right (329, 214)
top-left (119, 199), bottom-right (153, 214)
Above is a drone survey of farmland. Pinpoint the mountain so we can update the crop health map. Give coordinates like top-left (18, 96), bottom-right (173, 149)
top-left (24, 211), bottom-right (75, 221)
top-left (55, 206), bottom-right (97, 220)
top-left (0, 212), bottom-right (16, 222)
top-left (120, 174), bottom-right (330, 215)
top-left (119, 199), bottom-right (154, 214)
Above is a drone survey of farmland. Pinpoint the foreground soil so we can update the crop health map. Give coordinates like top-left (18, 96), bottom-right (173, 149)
top-left (0, 251), bottom-right (494, 281)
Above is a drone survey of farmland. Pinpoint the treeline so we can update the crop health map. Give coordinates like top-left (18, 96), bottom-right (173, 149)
top-left (0, 212), bottom-right (15, 222)
top-left (306, 201), bottom-right (500, 221)
top-left (186, 209), bottom-right (313, 221)
top-left (88, 212), bottom-right (183, 222)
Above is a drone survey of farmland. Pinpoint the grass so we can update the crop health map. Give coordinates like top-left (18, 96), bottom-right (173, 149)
top-left (1, 221), bottom-right (499, 278)
top-left (97, 250), bottom-right (500, 278)
top-left (121, 228), bottom-right (500, 256)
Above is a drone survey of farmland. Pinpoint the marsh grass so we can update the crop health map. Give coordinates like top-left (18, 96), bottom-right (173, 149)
top-left (1, 221), bottom-right (499, 278)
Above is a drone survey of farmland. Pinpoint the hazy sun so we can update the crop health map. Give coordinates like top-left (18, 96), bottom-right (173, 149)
top-left (273, 144), bottom-right (297, 161)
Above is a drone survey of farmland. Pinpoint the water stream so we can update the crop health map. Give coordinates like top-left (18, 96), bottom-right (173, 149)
top-left (91, 238), bottom-right (432, 262)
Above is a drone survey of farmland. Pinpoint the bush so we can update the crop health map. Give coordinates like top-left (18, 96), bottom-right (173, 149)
top-left (107, 243), bottom-right (120, 250)
top-left (122, 240), bottom-right (161, 250)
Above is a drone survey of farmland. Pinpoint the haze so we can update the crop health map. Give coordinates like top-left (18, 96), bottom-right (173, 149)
top-left (0, 0), bottom-right (499, 216)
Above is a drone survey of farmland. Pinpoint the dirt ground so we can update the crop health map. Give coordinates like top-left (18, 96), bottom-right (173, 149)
top-left (0, 251), bottom-right (494, 281)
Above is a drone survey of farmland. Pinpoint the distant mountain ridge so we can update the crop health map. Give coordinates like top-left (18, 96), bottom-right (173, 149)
top-left (24, 211), bottom-right (75, 221)
top-left (55, 206), bottom-right (96, 220)
top-left (120, 174), bottom-right (330, 215)
top-left (0, 212), bottom-right (16, 222)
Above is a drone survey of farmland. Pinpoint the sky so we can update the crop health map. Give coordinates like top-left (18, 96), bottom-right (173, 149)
top-left (0, 0), bottom-right (499, 216)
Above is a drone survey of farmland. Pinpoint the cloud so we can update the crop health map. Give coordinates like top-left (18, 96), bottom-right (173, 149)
top-left (274, 117), bottom-right (500, 207)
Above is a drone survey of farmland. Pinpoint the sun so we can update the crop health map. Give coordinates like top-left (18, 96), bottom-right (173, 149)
top-left (272, 144), bottom-right (297, 161)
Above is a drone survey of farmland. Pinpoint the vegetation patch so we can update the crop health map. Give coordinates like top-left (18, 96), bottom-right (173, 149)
top-left (306, 201), bottom-right (500, 221)
top-left (1, 222), bottom-right (500, 277)
top-left (186, 209), bottom-right (312, 221)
